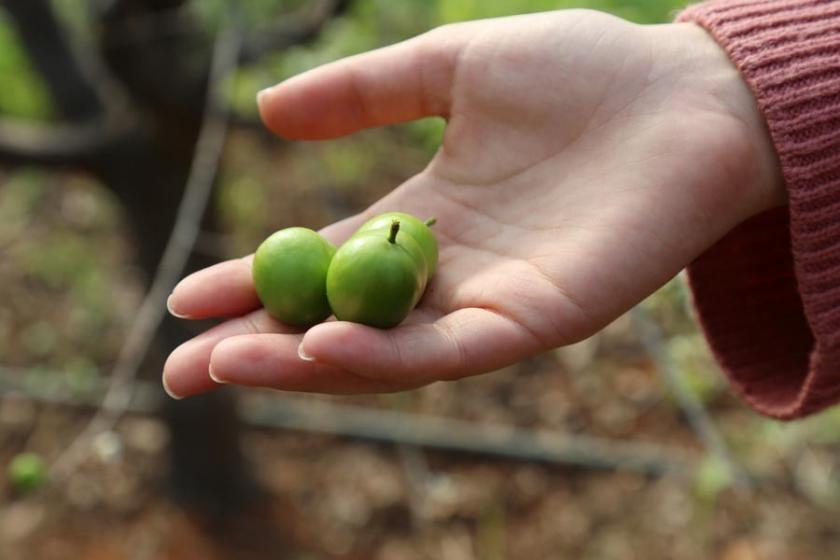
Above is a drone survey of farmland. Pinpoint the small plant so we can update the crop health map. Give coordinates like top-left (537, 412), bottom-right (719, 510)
top-left (7, 452), bottom-right (47, 493)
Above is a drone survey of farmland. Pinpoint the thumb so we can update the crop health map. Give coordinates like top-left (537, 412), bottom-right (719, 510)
top-left (257, 25), bottom-right (470, 140)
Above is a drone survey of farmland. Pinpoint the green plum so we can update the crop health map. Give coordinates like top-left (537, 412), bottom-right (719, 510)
top-left (327, 220), bottom-right (427, 328)
top-left (356, 212), bottom-right (438, 274)
top-left (252, 227), bottom-right (336, 326)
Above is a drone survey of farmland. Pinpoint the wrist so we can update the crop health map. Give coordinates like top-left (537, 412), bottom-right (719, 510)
top-left (647, 23), bottom-right (786, 216)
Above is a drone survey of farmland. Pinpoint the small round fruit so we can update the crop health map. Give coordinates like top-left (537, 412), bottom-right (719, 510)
top-left (356, 212), bottom-right (438, 273)
top-left (385, 227), bottom-right (428, 283)
top-left (252, 227), bottom-right (336, 326)
top-left (8, 452), bottom-right (46, 492)
top-left (327, 223), bottom-right (425, 329)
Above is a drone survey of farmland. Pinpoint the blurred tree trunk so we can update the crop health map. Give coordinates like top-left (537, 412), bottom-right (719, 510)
top-left (98, 0), bottom-right (256, 514)
top-left (1, 0), bottom-right (253, 515)
top-left (0, 0), bottom-right (352, 514)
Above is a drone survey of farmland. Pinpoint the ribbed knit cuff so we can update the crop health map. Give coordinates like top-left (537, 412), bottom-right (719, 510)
top-left (677, 0), bottom-right (840, 419)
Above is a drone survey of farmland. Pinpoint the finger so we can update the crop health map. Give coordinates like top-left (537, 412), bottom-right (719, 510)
top-left (167, 214), bottom-right (369, 320)
top-left (209, 334), bottom-right (417, 394)
top-left (167, 257), bottom-right (258, 320)
top-left (162, 309), bottom-right (301, 398)
top-left (298, 308), bottom-right (545, 385)
top-left (257, 26), bottom-right (468, 140)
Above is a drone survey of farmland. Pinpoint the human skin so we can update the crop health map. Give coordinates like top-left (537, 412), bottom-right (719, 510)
top-left (162, 9), bottom-right (785, 398)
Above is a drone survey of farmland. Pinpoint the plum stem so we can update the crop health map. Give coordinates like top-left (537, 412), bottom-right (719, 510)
top-left (388, 219), bottom-right (400, 244)
top-left (424, 217), bottom-right (437, 227)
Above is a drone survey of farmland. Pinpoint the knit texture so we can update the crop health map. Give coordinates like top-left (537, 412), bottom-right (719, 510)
top-left (677, 0), bottom-right (840, 419)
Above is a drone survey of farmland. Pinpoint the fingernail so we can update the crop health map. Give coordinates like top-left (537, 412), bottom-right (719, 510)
top-left (298, 342), bottom-right (315, 362)
top-left (166, 294), bottom-right (191, 319)
top-left (208, 363), bottom-right (227, 384)
top-left (257, 87), bottom-right (274, 106)
top-left (162, 376), bottom-right (183, 400)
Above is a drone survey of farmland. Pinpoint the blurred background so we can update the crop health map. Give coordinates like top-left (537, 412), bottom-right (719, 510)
top-left (3, 1), bottom-right (840, 559)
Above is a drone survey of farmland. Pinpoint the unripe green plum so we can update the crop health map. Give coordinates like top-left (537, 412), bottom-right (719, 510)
top-left (252, 227), bottom-right (336, 326)
top-left (327, 220), bottom-right (427, 328)
top-left (356, 212), bottom-right (438, 274)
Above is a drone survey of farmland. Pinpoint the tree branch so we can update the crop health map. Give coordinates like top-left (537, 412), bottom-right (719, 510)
top-left (2, 0), bottom-right (105, 121)
top-left (0, 371), bottom-right (691, 477)
top-left (0, 119), bottom-right (116, 168)
top-left (631, 303), bottom-right (753, 488)
top-left (239, 0), bottom-right (354, 65)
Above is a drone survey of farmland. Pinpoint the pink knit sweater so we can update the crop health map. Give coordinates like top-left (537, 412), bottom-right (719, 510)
top-left (677, 0), bottom-right (840, 419)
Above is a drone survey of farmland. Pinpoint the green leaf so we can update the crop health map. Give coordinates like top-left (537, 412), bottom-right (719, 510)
top-left (0, 13), bottom-right (53, 119)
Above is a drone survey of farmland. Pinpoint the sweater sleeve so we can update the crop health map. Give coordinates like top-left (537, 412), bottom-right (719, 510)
top-left (676, 0), bottom-right (840, 419)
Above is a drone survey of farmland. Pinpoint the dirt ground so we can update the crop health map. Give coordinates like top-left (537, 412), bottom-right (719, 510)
top-left (4, 129), bottom-right (840, 560)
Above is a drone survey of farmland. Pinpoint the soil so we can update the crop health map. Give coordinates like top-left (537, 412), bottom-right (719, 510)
top-left (3, 129), bottom-right (840, 560)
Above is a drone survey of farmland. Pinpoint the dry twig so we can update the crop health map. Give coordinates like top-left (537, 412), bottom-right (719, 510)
top-left (45, 17), bottom-right (242, 482)
top-left (631, 302), bottom-right (752, 487)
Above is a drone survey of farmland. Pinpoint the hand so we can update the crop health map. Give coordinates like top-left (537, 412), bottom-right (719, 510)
top-left (162, 10), bottom-right (784, 398)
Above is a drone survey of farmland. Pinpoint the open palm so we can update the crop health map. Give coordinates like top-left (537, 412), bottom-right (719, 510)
top-left (163, 10), bottom-right (783, 398)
